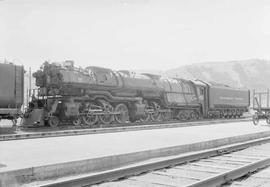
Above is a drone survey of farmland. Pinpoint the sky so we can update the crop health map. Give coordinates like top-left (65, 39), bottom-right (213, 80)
top-left (1, 0), bottom-right (270, 71)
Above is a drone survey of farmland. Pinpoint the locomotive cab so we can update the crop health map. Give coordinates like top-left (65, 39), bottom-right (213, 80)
top-left (192, 80), bottom-right (208, 117)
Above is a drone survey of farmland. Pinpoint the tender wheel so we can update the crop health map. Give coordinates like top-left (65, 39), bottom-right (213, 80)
top-left (178, 111), bottom-right (188, 121)
top-left (236, 110), bottom-right (240, 118)
top-left (252, 114), bottom-right (259, 125)
top-left (195, 111), bottom-right (200, 120)
top-left (219, 111), bottom-right (223, 118)
top-left (48, 116), bottom-right (60, 127)
top-left (73, 117), bottom-right (82, 126)
top-left (114, 103), bottom-right (129, 124)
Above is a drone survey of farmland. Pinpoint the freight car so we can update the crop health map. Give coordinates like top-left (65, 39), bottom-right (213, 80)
top-left (252, 89), bottom-right (270, 125)
top-left (0, 62), bottom-right (24, 124)
top-left (22, 61), bottom-right (249, 127)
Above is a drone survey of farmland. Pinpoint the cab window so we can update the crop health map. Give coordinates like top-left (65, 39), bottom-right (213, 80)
top-left (200, 88), bottom-right (204, 95)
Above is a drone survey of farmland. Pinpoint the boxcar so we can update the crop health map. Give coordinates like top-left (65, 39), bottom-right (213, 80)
top-left (0, 63), bottom-right (24, 122)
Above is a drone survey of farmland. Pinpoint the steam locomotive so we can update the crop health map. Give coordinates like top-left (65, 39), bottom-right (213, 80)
top-left (22, 61), bottom-right (250, 127)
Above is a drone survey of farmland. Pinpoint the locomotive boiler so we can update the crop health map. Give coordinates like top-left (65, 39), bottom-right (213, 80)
top-left (22, 61), bottom-right (250, 127)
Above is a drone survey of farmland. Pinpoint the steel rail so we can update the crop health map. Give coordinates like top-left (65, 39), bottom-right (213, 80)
top-left (0, 118), bottom-right (250, 141)
top-left (187, 158), bottom-right (270, 187)
top-left (40, 135), bottom-right (270, 187)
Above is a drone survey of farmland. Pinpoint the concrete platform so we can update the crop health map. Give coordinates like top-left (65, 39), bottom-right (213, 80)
top-left (0, 121), bottom-right (270, 186)
top-left (0, 118), bottom-right (250, 141)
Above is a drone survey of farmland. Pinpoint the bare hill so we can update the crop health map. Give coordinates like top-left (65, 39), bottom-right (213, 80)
top-left (165, 59), bottom-right (270, 90)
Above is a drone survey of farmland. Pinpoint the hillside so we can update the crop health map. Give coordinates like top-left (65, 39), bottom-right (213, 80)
top-left (165, 59), bottom-right (270, 90)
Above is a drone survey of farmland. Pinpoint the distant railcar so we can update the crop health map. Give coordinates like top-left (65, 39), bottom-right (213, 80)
top-left (0, 63), bottom-right (24, 123)
top-left (22, 61), bottom-right (249, 127)
top-left (252, 89), bottom-right (270, 125)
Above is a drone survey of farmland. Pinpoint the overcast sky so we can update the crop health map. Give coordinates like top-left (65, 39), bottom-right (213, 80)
top-left (1, 0), bottom-right (270, 71)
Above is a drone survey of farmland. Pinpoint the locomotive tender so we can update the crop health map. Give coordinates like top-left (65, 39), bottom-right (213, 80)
top-left (23, 61), bottom-right (250, 127)
top-left (0, 62), bottom-right (24, 124)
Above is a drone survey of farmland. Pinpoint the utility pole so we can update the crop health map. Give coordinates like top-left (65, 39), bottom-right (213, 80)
top-left (29, 67), bottom-right (32, 100)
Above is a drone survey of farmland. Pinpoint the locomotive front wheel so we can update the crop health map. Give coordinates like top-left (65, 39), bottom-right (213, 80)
top-left (114, 104), bottom-right (129, 124)
top-left (48, 116), bottom-right (60, 127)
top-left (82, 114), bottom-right (98, 126)
top-left (252, 114), bottom-right (259, 125)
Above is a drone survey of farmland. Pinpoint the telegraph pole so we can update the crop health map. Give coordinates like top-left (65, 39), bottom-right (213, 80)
top-left (29, 67), bottom-right (32, 100)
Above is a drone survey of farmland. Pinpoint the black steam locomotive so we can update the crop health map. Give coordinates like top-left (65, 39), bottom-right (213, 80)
top-left (22, 61), bottom-right (250, 127)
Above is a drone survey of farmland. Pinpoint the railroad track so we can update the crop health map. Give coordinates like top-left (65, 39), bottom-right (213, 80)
top-left (39, 136), bottom-right (270, 187)
top-left (0, 117), bottom-right (251, 141)
top-left (224, 165), bottom-right (270, 186)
